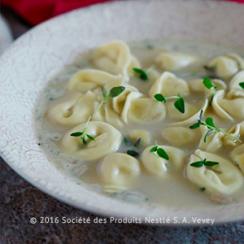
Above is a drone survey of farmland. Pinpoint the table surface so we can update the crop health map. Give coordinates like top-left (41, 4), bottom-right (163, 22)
top-left (1, 5), bottom-right (244, 244)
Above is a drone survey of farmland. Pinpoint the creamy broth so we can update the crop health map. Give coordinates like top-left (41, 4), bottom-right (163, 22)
top-left (35, 40), bottom-right (244, 208)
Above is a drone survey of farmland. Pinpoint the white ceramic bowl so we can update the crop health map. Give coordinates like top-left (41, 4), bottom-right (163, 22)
top-left (1, 0), bottom-right (244, 224)
top-left (0, 15), bottom-right (12, 54)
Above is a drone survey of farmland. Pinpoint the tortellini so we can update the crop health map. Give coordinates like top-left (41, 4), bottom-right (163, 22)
top-left (104, 102), bottom-right (124, 128)
top-left (199, 122), bottom-right (243, 152)
top-left (172, 99), bottom-right (208, 126)
top-left (46, 92), bottom-right (95, 127)
top-left (97, 153), bottom-right (140, 192)
top-left (166, 101), bottom-right (198, 121)
top-left (141, 146), bottom-right (186, 176)
top-left (149, 72), bottom-right (190, 97)
top-left (205, 53), bottom-right (244, 80)
top-left (161, 127), bottom-right (199, 146)
top-left (146, 66), bottom-right (161, 83)
top-left (241, 121), bottom-right (244, 135)
top-left (90, 40), bottom-right (135, 78)
top-left (112, 85), bottom-right (138, 114)
top-left (119, 91), bottom-right (142, 123)
top-left (186, 150), bottom-right (243, 195)
top-left (93, 87), bottom-right (141, 127)
top-left (68, 69), bottom-right (121, 93)
top-left (198, 126), bottom-right (224, 153)
top-left (128, 129), bottom-right (151, 146)
top-left (231, 144), bottom-right (244, 174)
top-left (61, 121), bottom-right (122, 161)
top-left (189, 78), bottom-right (226, 94)
top-left (127, 97), bottom-right (166, 124)
top-left (128, 56), bottom-right (141, 76)
top-left (114, 90), bottom-right (143, 126)
top-left (219, 97), bottom-right (244, 120)
top-left (198, 123), bottom-right (242, 152)
top-left (223, 124), bottom-right (242, 146)
top-left (228, 71), bottom-right (244, 98)
top-left (155, 52), bottom-right (196, 71)
top-left (212, 90), bottom-right (234, 121)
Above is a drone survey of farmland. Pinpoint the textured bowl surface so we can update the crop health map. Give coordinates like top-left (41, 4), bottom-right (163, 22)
top-left (0, 15), bottom-right (12, 54)
top-left (0, 0), bottom-right (244, 224)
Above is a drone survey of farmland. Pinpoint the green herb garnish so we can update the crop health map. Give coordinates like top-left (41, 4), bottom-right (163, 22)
top-left (201, 116), bottom-right (220, 142)
top-left (174, 96), bottom-right (185, 113)
top-left (132, 67), bottom-right (148, 81)
top-left (202, 77), bottom-right (217, 105)
top-left (203, 130), bottom-right (214, 143)
top-left (190, 111), bottom-right (241, 144)
top-left (189, 111), bottom-right (221, 142)
top-left (127, 150), bottom-right (139, 158)
top-left (154, 94), bottom-right (166, 103)
top-left (204, 160), bottom-right (219, 167)
top-left (70, 132), bottom-right (83, 137)
top-left (190, 160), bottom-right (205, 168)
top-left (102, 86), bottom-right (126, 102)
top-left (154, 93), bottom-right (185, 114)
top-left (205, 117), bottom-right (217, 130)
top-left (190, 158), bottom-right (219, 168)
top-left (239, 82), bottom-right (244, 89)
top-left (189, 121), bottom-right (201, 129)
top-left (157, 148), bottom-right (170, 160)
top-left (203, 77), bottom-right (217, 90)
top-left (109, 86), bottom-right (126, 98)
top-left (150, 145), bottom-right (158, 152)
top-left (150, 145), bottom-right (169, 160)
top-left (199, 187), bottom-right (206, 192)
top-left (70, 85), bottom-right (126, 144)
top-left (70, 130), bottom-right (95, 145)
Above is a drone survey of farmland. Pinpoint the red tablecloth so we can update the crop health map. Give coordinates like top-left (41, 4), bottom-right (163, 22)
top-left (2, 0), bottom-right (243, 26)
top-left (2, 0), bottom-right (112, 25)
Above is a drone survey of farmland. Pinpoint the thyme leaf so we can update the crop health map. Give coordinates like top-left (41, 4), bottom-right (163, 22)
top-left (202, 77), bottom-right (217, 90)
top-left (174, 96), bottom-right (185, 113)
top-left (239, 82), bottom-right (244, 89)
top-left (132, 67), bottom-right (148, 81)
top-left (109, 86), bottom-right (126, 98)
top-left (127, 150), bottom-right (139, 158)
top-left (190, 158), bottom-right (219, 168)
top-left (154, 94), bottom-right (167, 103)
top-left (150, 145), bottom-right (169, 160)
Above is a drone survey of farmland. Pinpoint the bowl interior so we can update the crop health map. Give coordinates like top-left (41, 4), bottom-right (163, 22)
top-left (0, 0), bottom-right (244, 224)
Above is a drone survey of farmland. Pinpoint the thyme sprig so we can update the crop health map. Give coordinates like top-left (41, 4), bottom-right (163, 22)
top-left (202, 77), bottom-right (217, 105)
top-left (190, 158), bottom-right (219, 168)
top-left (190, 157), bottom-right (222, 174)
top-left (150, 145), bottom-right (169, 160)
top-left (70, 130), bottom-right (95, 145)
top-left (189, 110), bottom-right (241, 144)
top-left (202, 77), bottom-right (217, 90)
top-left (154, 93), bottom-right (185, 114)
top-left (70, 86), bottom-right (125, 145)
top-left (132, 67), bottom-right (148, 81)
top-left (189, 113), bottom-right (221, 143)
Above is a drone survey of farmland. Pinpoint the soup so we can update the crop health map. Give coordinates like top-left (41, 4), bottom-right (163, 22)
top-left (35, 40), bottom-right (244, 208)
